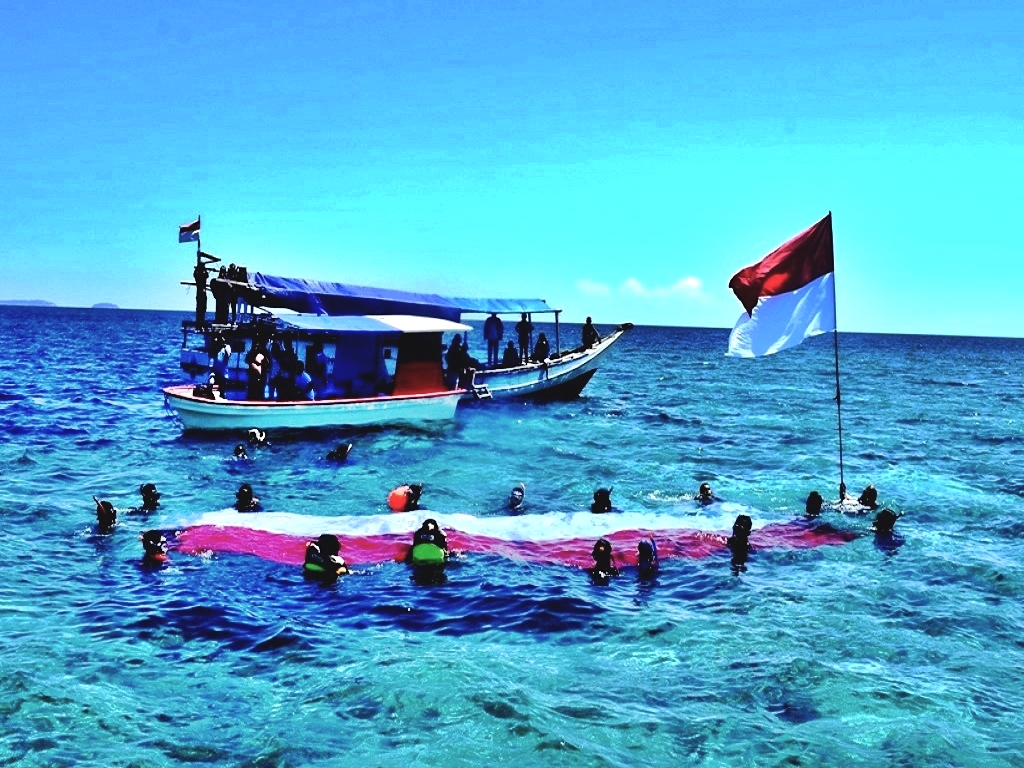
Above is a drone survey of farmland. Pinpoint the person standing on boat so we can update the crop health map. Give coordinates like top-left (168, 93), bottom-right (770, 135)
top-left (306, 342), bottom-right (328, 396)
top-left (582, 317), bottom-right (601, 349)
top-left (483, 313), bottom-right (504, 368)
top-left (212, 336), bottom-right (232, 391)
top-left (515, 313), bottom-right (534, 364)
top-left (245, 341), bottom-right (268, 400)
top-left (193, 255), bottom-right (211, 327)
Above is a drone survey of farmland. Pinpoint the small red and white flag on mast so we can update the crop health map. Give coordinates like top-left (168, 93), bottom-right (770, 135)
top-left (727, 213), bottom-right (836, 357)
top-left (178, 217), bottom-right (201, 243)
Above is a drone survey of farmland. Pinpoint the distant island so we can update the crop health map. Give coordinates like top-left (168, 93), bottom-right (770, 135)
top-left (0, 300), bottom-right (121, 309)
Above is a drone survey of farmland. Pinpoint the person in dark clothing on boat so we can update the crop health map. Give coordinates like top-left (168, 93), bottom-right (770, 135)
top-left (235, 483), bottom-right (262, 512)
top-left (501, 341), bottom-right (520, 368)
top-left (483, 313), bottom-right (504, 368)
top-left (532, 333), bottom-right (550, 362)
top-left (306, 342), bottom-right (328, 395)
top-left (515, 313), bottom-right (534, 364)
top-left (582, 316), bottom-right (601, 349)
top-left (211, 267), bottom-right (231, 324)
top-left (193, 256), bottom-right (211, 327)
top-left (245, 342), bottom-right (268, 400)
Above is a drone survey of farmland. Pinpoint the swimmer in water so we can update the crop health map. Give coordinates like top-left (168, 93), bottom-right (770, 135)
top-left (412, 518), bottom-right (448, 551)
top-left (141, 529), bottom-right (169, 566)
top-left (637, 538), bottom-right (659, 578)
top-left (508, 482), bottom-right (526, 511)
top-left (94, 497), bottom-right (117, 534)
top-left (589, 538), bottom-right (619, 579)
top-left (135, 483), bottom-right (161, 513)
top-left (388, 483), bottom-right (423, 512)
top-left (698, 483), bottom-right (717, 505)
top-left (805, 490), bottom-right (824, 517)
top-left (233, 443), bottom-right (249, 460)
top-left (872, 508), bottom-right (904, 554)
top-left (726, 514), bottom-right (753, 573)
top-left (857, 484), bottom-right (879, 510)
top-left (591, 487), bottom-right (613, 513)
top-left (326, 443), bottom-right (353, 462)
top-left (235, 483), bottom-right (262, 512)
top-left (304, 533), bottom-right (349, 577)
top-left (247, 428), bottom-right (269, 446)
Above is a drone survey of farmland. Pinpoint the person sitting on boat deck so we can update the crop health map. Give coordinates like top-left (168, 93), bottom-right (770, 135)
top-left (483, 312), bottom-right (504, 368)
top-left (591, 487), bottom-right (613, 513)
top-left (292, 361), bottom-right (315, 401)
top-left (532, 332), bottom-right (551, 363)
top-left (235, 483), bottom-right (262, 512)
top-left (589, 538), bottom-right (619, 579)
top-left (388, 483), bottom-right (423, 512)
top-left (413, 518), bottom-right (448, 550)
top-left (582, 316), bottom-right (601, 349)
top-left (245, 341), bottom-right (269, 400)
top-left (141, 529), bottom-right (169, 566)
top-left (726, 514), bottom-right (753, 572)
top-left (326, 443), bottom-right (353, 462)
top-left (805, 490), bottom-right (825, 517)
top-left (637, 538), bottom-right (659, 578)
top-left (501, 340), bottom-right (520, 368)
top-left (134, 482), bottom-right (161, 513)
top-left (515, 313), bottom-right (534, 364)
top-left (304, 533), bottom-right (350, 577)
top-left (698, 483), bottom-right (717, 505)
top-left (94, 497), bottom-right (117, 534)
top-left (857, 484), bottom-right (879, 510)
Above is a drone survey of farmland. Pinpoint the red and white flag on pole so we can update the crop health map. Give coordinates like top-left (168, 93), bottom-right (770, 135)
top-left (727, 213), bottom-right (836, 357)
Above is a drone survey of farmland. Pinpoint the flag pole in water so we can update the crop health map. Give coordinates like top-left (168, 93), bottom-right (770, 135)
top-left (829, 212), bottom-right (846, 496)
top-left (726, 212), bottom-right (843, 493)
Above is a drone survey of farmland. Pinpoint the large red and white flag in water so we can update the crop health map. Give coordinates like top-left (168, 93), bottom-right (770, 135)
top-left (727, 213), bottom-right (836, 357)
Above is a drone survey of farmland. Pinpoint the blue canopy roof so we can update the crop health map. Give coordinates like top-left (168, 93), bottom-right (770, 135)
top-left (278, 314), bottom-right (472, 334)
top-left (237, 273), bottom-right (555, 321)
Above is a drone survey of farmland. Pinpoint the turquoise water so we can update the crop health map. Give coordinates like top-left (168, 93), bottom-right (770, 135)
top-left (0, 306), bottom-right (1022, 767)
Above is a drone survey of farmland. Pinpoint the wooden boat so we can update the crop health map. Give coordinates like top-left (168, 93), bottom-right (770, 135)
top-left (165, 312), bottom-right (469, 432)
top-left (167, 254), bottom-right (631, 430)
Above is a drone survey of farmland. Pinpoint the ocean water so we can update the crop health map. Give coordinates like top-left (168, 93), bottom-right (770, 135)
top-left (0, 305), bottom-right (1022, 767)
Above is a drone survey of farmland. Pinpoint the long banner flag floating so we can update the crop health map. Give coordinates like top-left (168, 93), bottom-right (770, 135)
top-left (172, 509), bottom-right (855, 568)
top-left (178, 217), bottom-right (201, 243)
top-left (727, 212), bottom-right (835, 357)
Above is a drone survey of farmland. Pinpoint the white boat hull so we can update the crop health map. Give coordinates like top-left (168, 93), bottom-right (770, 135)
top-left (164, 385), bottom-right (462, 431)
top-left (469, 326), bottom-right (628, 401)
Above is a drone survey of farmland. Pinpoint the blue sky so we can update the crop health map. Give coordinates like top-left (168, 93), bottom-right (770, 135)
top-left (1, 1), bottom-right (1021, 335)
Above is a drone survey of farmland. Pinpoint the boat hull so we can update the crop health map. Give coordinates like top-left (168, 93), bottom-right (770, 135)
top-left (468, 326), bottom-right (628, 401)
top-left (163, 385), bottom-right (463, 431)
